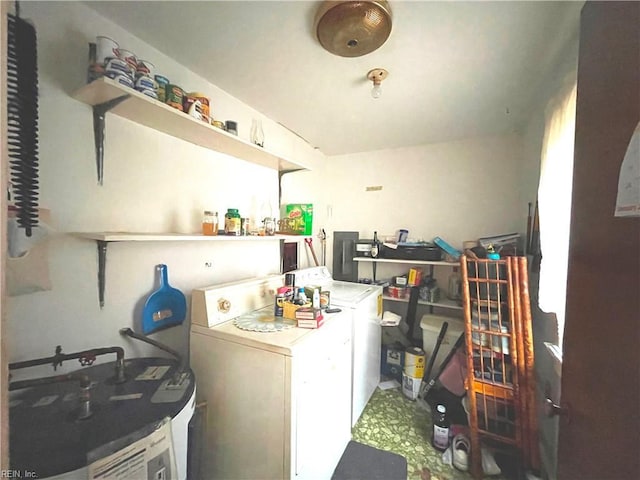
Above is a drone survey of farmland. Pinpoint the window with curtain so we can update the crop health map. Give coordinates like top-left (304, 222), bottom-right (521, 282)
top-left (537, 76), bottom-right (577, 353)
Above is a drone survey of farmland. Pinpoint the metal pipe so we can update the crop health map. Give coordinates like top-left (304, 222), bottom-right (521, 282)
top-left (9, 372), bottom-right (93, 420)
top-left (9, 345), bottom-right (126, 384)
top-left (119, 328), bottom-right (185, 374)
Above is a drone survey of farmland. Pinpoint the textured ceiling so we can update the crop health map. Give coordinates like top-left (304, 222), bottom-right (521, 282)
top-left (84, 1), bottom-right (583, 156)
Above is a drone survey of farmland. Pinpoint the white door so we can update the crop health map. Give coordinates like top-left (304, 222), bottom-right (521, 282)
top-left (553, 3), bottom-right (640, 478)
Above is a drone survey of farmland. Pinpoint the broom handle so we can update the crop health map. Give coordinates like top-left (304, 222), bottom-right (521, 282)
top-left (423, 322), bottom-right (448, 383)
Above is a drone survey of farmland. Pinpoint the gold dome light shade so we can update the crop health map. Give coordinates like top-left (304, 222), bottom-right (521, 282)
top-left (315, 1), bottom-right (393, 57)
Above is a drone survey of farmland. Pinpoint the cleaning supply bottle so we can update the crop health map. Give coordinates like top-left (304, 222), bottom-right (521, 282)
top-left (447, 267), bottom-right (462, 301)
top-left (371, 231), bottom-right (380, 258)
top-left (432, 404), bottom-right (450, 451)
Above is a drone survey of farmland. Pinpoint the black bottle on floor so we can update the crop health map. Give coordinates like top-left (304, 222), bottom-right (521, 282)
top-left (431, 403), bottom-right (451, 451)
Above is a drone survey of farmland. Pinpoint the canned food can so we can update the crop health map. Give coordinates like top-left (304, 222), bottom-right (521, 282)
top-left (387, 286), bottom-right (407, 299)
top-left (404, 346), bottom-right (426, 379)
top-left (183, 96), bottom-right (204, 121)
top-left (154, 75), bottom-right (170, 86)
top-left (188, 92), bottom-right (210, 123)
top-left (274, 294), bottom-right (285, 317)
top-left (320, 291), bottom-right (330, 309)
top-left (117, 49), bottom-right (138, 75)
top-left (165, 84), bottom-right (184, 111)
top-left (241, 218), bottom-right (250, 236)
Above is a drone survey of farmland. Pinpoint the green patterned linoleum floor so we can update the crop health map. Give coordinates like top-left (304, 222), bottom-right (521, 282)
top-left (351, 386), bottom-right (510, 480)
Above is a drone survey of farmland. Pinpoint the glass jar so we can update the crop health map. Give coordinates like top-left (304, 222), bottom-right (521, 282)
top-left (250, 118), bottom-right (264, 148)
top-left (263, 217), bottom-right (276, 236)
top-left (202, 210), bottom-right (218, 236)
top-left (224, 208), bottom-right (241, 236)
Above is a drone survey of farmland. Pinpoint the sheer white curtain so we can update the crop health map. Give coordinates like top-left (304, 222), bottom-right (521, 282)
top-left (537, 76), bottom-right (577, 351)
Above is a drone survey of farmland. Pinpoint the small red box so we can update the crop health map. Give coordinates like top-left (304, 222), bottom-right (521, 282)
top-left (297, 315), bottom-right (324, 329)
top-left (296, 307), bottom-right (324, 328)
top-left (408, 268), bottom-right (423, 286)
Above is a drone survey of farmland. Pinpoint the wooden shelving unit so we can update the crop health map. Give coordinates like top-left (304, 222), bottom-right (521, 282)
top-left (460, 255), bottom-right (538, 478)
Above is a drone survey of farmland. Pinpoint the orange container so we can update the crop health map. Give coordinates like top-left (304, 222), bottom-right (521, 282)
top-left (188, 92), bottom-right (210, 123)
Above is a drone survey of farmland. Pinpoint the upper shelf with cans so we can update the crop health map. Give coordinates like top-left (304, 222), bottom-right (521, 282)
top-left (73, 77), bottom-right (312, 172)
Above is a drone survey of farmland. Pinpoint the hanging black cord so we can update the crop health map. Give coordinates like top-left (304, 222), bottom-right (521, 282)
top-left (15, 0), bottom-right (20, 18)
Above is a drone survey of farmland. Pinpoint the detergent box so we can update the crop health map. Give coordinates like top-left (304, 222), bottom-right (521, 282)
top-left (280, 204), bottom-right (313, 235)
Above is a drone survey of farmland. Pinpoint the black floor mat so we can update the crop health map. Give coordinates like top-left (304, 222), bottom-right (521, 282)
top-left (332, 440), bottom-right (407, 480)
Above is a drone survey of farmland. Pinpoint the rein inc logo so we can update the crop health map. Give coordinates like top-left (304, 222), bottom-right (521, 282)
top-left (0, 471), bottom-right (37, 478)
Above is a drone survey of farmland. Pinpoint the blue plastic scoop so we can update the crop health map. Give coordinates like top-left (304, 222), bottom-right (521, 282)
top-left (142, 264), bottom-right (187, 334)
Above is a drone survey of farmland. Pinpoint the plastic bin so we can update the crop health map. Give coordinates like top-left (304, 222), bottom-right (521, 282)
top-left (420, 314), bottom-right (465, 373)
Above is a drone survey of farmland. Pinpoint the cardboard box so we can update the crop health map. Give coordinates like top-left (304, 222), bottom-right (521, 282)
top-left (407, 268), bottom-right (423, 286)
top-left (295, 307), bottom-right (322, 320)
top-left (280, 204), bottom-right (313, 235)
top-left (297, 313), bottom-right (324, 329)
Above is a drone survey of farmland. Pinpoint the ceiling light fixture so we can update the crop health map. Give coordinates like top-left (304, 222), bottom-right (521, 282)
top-left (367, 68), bottom-right (388, 99)
top-left (315, 1), bottom-right (393, 57)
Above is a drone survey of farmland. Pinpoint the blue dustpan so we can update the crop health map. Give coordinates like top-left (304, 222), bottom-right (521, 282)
top-left (142, 264), bottom-right (187, 334)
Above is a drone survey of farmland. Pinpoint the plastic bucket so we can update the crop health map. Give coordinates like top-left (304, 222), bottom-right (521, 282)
top-left (96, 36), bottom-right (119, 65)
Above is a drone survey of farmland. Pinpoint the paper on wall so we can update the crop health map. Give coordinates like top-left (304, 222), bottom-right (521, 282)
top-left (614, 121), bottom-right (640, 217)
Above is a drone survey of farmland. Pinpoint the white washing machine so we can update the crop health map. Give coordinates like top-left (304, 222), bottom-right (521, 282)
top-left (190, 275), bottom-right (352, 480)
top-left (291, 266), bottom-right (383, 426)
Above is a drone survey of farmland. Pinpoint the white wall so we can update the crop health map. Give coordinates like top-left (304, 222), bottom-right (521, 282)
top-left (6, 1), bottom-right (321, 378)
top-left (282, 134), bottom-right (525, 279)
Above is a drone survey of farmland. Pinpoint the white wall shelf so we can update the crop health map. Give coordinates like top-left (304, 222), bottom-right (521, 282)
top-left (382, 294), bottom-right (463, 311)
top-left (73, 232), bottom-right (310, 308)
top-left (355, 255), bottom-right (463, 339)
top-left (354, 257), bottom-right (459, 267)
top-left (74, 232), bottom-right (310, 242)
top-left (72, 77), bottom-right (310, 184)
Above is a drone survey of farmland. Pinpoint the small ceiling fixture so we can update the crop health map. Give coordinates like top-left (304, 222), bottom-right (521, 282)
top-left (367, 68), bottom-right (388, 99)
top-left (315, 1), bottom-right (393, 57)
